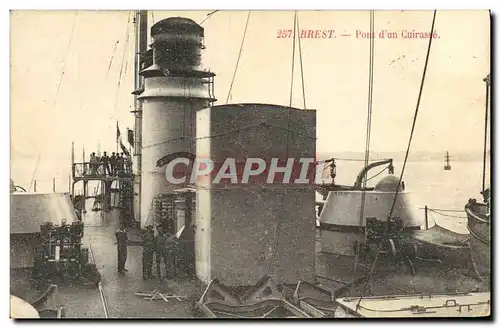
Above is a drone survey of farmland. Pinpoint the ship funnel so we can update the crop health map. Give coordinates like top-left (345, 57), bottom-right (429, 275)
top-left (139, 17), bottom-right (216, 229)
top-left (140, 17), bottom-right (206, 77)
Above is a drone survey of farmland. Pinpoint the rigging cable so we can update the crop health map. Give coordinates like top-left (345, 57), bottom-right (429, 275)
top-left (36, 12), bottom-right (77, 192)
top-left (365, 165), bottom-right (389, 183)
top-left (113, 12), bottom-right (132, 120)
top-left (386, 10), bottom-right (437, 220)
top-left (105, 40), bottom-right (119, 80)
top-left (350, 10), bottom-right (376, 295)
top-left (28, 153), bottom-right (42, 192)
top-left (199, 10), bottom-right (219, 25)
top-left (123, 24), bottom-right (133, 79)
top-left (226, 11), bottom-right (251, 104)
top-left (52, 12), bottom-right (78, 110)
top-left (427, 209), bottom-right (466, 219)
top-left (417, 207), bottom-right (464, 213)
top-left (296, 12), bottom-right (307, 109)
top-left (325, 157), bottom-right (390, 162)
top-left (76, 23), bottom-right (84, 118)
top-left (289, 11), bottom-right (298, 107)
top-left (359, 9), bottom-right (376, 223)
top-left (356, 10), bottom-right (438, 312)
top-left (143, 117), bottom-right (317, 149)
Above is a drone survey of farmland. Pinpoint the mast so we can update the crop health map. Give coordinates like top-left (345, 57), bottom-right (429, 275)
top-left (443, 151), bottom-right (451, 170)
top-left (132, 10), bottom-right (148, 222)
top-left (482, 73), bottom-right (490, 192)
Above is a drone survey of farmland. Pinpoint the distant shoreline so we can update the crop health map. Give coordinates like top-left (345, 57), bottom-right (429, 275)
top-left (317, 151), bottom-right (490, 162)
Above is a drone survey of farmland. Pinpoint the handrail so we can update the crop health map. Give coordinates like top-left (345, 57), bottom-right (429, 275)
top-left (418, 207), bottom-right (464, 213)
top-left (72, 162), bottom-right (132, 179)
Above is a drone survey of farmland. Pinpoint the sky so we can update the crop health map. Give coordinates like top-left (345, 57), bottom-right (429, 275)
top-left (10, 10), bottom-right (491, 189)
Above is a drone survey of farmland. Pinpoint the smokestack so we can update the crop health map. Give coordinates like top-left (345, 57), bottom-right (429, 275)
top-left (139, 17), bottom-right (216, 229)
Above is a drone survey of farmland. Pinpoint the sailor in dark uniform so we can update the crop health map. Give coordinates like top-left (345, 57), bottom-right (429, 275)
top-left (164, 231), bottom-right (179, 278)
top-left (110, 152), bottom-right (117, 176)
top-left (142, 225), bottom-right (156, 280)
top-left (155, 226), bottom-right (167, 278)
top-left (117, 153), bottom-right (125, 176)
top-left (102, 152), bottom-right (110, 176)
top-left (156, 227), bottom-right (179, 278)
top-left (115, 224), bottom-right (128, 274)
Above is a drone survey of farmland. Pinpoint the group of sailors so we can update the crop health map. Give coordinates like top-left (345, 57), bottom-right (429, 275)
top-left (88, 152), bottom-right (132, 177)
top-left (115, 223), bottom-right (180, 279)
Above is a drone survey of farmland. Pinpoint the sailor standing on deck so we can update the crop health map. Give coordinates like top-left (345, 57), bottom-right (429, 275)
top-left (117, 153), bottom-right (125, 176)
top-left (90, 152), bottom-right (97, 175)
top-left (164, 231), bottom-right (178, 278)
top-left (115, 224), bottom-right (128, 274)
top-left (110, 152), bottom-right (117, 176)
top-left (95, 154), bottom-right (102, 174)
top-left (155, 225), bottom-right (167, 278)
top-left (124, 154), bottom-right (132, 176)
top-left (102, 152), bottom-right (111, 176)
top-left (141, 225), bottom-right (156, 280)
top-left (155, 227), bottom-right (178, 279)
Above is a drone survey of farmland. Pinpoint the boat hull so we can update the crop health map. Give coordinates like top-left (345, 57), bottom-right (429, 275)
top-left (465, 202), bottom-right (490, 283)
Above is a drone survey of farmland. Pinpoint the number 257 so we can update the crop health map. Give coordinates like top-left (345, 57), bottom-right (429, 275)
top-left (277, 30), bottom-right (292, 38)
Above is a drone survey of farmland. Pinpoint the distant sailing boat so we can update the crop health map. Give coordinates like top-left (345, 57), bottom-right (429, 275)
top-left (444, 151), bottom-right (451, 170)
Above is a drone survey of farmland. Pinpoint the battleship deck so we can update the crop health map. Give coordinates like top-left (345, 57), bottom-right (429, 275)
top-left (11, 210), bottom-right (200, 318)
top-left (11, 209), bottom-right (489, 318)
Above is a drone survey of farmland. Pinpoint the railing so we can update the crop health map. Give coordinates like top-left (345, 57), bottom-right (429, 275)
top-left (417, 205), bottom-right (470, 230)
top-left (72, 162), bottom-right (133, 180)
